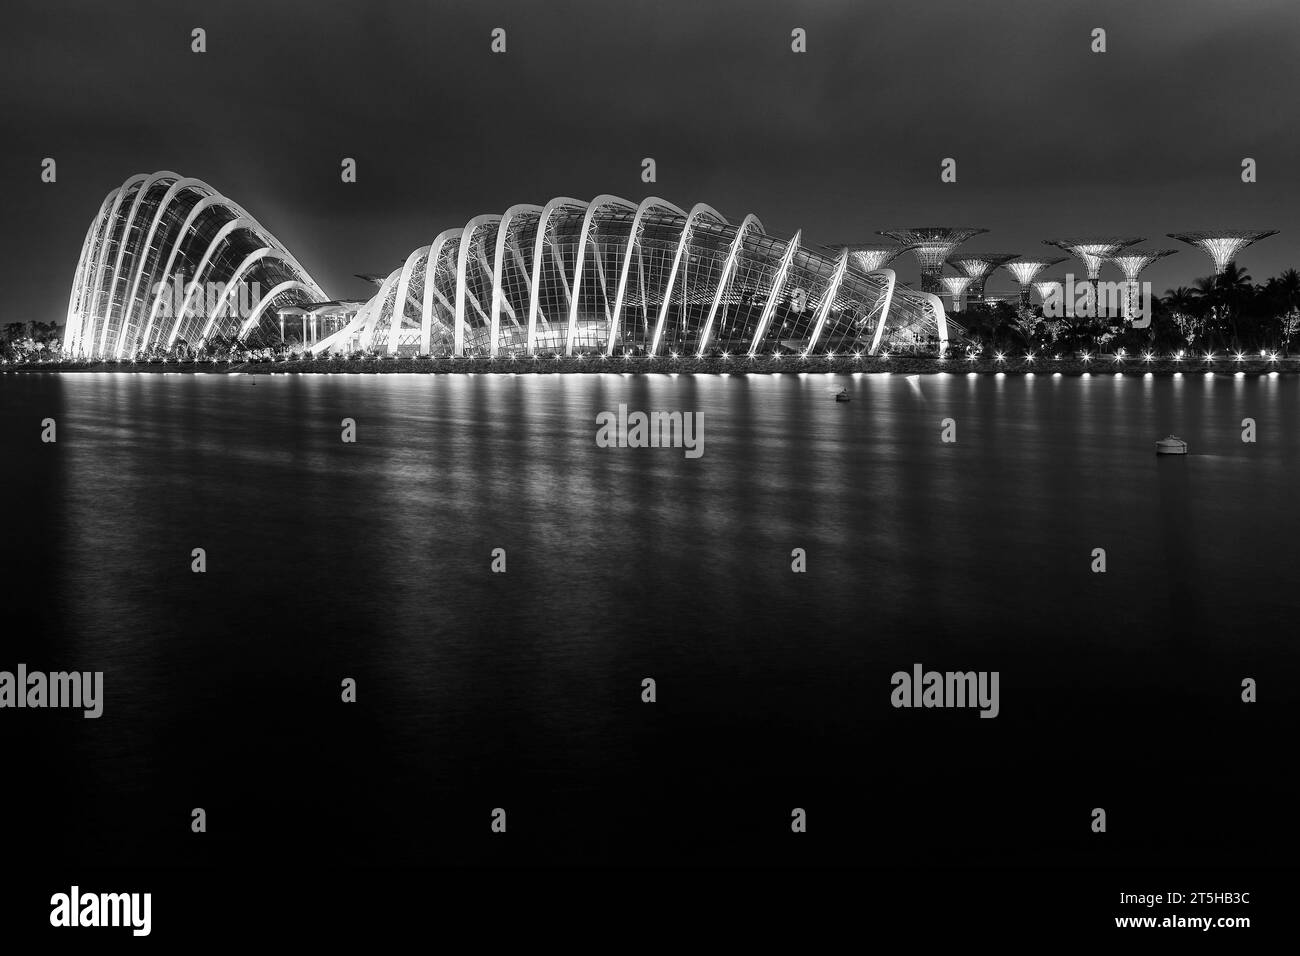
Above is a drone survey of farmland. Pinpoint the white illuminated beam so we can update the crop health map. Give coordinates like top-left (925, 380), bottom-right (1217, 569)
top-left (63, 190), bottom-right (116, 355)
top-left (209, 249), bottom-right (320, 344)
top-left (84, 174), bottom-right (147, 355)
top-left (866, 269), bottom-right (897, 354)
top-left (566, 195), bottom-right (637, 355)
top-left (141, 196), bottom-right (245, 349)
top-left (491, 205), bottom-right (542, 357)
top-left (805, 248), bottom-right (850, 352)
top-left (454, 215), bottom-right (502, 355)
top-left (527, 198), bottom-right (587, 354)
top-left (747, 231), bottom-right (801, 355)
top-left (357, 270), bottom-right (403, 351)
top-left (118, 177), bottom-right (210, 354)
top-left (166, 218), bottom-right (262, 346)
top-left (607, 197), bottom-right (686, 357)
top-left (104, 171), bottom-right (179, 356)
top-left (419, 230), bottom-right (460, 355)
top-left (236, 281), bottom-right (324, 340)
top-left (924, 292), bottom-right (950, 354)
top-left (650, 203), bottom-right (729, 357)
top-left (697, 214), bottom-right (764, 356)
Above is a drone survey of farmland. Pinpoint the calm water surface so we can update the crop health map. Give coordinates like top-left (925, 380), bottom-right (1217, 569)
top-left (2, 371), bottom-right (1295, 867)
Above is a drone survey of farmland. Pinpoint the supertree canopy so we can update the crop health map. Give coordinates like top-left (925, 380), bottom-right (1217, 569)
top-left (825, 243), bottom-right (913, 274)
top-left (940, 274), bottom-right (974, 312)
top-left (877, 227), bottom-right (988, 295)
top-left (946, 252), bottom-right (1020, 303)
top-left (1105, 248), bottom-right (1179, 282)
top-left (1167, 230), bottom-right (1278, 275)
top-left (1004, 257), bottom-right (1067, 308)
top-left (1104, 249), bottom-right (1178, 322)
top-left (1044, 237), bottom-right (1144, 280)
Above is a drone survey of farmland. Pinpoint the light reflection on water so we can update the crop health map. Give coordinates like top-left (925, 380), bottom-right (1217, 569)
top-left (1, 372), bottom-right (1295, 866)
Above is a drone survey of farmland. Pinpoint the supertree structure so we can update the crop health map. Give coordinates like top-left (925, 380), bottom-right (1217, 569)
top-left (877, 227), bottom-right (988, 295)
top-left (1043, 237), bottom-right (1144, 281)
top-left (825, 242), bottom-right (913, 274)
top-left (1032, 280), bottom-right (1062, 305)
top-left (1104, 248), bottom-right (1178, 322)
top-left (940, 275), bottom-right (974, 313)
top-left (1004, 257), bottom-right (1067, 309)
top-left (1106, 248), bottom-right (1178, 282)
top-left (1167, 230), bottom-right (1278, 275)
top-left (946, 252), bottom-right (1020, 304)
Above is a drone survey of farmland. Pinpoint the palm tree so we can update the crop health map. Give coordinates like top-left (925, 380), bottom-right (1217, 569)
top-left (1163, 286), bottom-right (1199, 314)
top-left (1277, 268), bottom-right (1300, 307)
top-left (1274, 269), bottom-right (1300, 355)
top-left (1211, 263), bottom-right (1254, 347)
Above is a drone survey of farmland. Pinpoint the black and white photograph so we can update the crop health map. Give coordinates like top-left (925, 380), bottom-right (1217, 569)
top-left (1, 0), bottom-right (1296, 942)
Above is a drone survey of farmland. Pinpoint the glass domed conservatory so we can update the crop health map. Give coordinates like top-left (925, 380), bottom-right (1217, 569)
top-left (312, 196), bottom-right (953, 357)
top-left (63, 171), bottom-right (325, 359)
top-left (64, 175), bottom-right (955, 359)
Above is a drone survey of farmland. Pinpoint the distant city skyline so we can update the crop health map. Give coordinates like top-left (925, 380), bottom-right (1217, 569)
top-left (5, 0), bottom-right (1298, 324)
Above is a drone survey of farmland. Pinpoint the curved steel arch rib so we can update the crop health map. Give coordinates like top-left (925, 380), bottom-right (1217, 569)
top-left (104, 171), bottom-right (182, 356)
top-left (527, 197), bottom-right (587, 354)
top-left (749, 230), bottom-right (801, 355)
top-left (141, 195), bottom-right (248, 349)
top-left (566, 195), bottom-right (637, 355)
top-left (651, 203), bottom-right (728, 357)
top-left (864, 269), bottom-right (899, 354)
top-left (696, 214), bottom-right (765, 357)
top-left (454, 215), bottom-right (502, 355)
top-left (420, 229), bottom-right (461, 355)
top-left (166, 217), bottom-right (264, 347)
top-left (389, 245), bottom-right (432, 355)
top-left (238, 282), bottom-right (327, 339)
top-left (63, 189), bottom-right (116, 355)
top-left (606, 197), bottom-right (686, 356)
top-left (805, 247), bottom-right (851, 354)
top-left (490, 204), bottom-right (542, 356)
top-left (358, 269), bottom-right (404, 351)
top-left (84, 174), bottom-right (147, 354)
top-left (117, 176), bottom-right (211, 355)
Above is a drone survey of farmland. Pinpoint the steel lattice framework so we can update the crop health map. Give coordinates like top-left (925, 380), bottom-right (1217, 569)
top-left (1043, 237), bottom-right (1143, 280)
top-left (1004, 257), bottom-right (1067, 308)
top-left (310, 197), bottom-right (957, 357)
top-left (63, 171), bottom-right (326, 358)
top-left (876, 227), bottom-right (988, 295)
top-left (1167, 230), bottom-right (1278, 275)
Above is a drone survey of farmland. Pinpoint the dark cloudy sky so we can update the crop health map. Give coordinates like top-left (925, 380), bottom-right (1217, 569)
top-left (4, 0), bottom-right (1298, 324)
